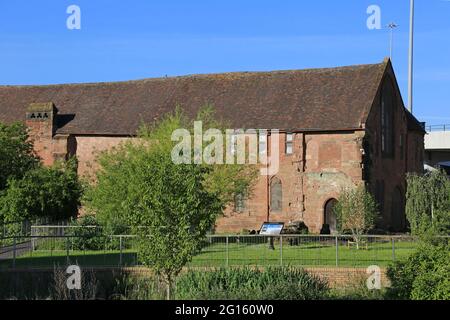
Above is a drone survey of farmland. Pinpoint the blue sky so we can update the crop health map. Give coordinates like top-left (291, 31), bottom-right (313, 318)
top-left (0, 1), bottom-right (449, 125)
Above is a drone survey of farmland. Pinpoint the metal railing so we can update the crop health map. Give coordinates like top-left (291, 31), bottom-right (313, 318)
top-left (0, 233), bottom-right (427, 270)
top-left (426, 124), bottom-right (450, 132)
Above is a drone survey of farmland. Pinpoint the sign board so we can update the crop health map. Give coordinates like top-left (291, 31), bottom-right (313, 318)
top-left (259, 222), bottom-right (284, 235)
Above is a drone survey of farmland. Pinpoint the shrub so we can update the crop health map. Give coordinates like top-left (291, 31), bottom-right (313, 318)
top-left (110, 273), bottom-right (166, 300)
top-left (0, 122), bottom-right (39, 192)
top-left (175, 267), bottom-right (329, 300)
top-left (283, 221), bottom-right (309, 235)
top-left (68, 215), bottom-right (104, 251)
top-left (329, 275), bottom-right (386, 300)
top-left (0, 158), bottom-right (82, 223)
top-left (387, 241), bottom-right (450, 300)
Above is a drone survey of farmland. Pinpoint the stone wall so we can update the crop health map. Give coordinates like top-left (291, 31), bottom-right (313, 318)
top-left (74, 136), bottom-right (131, 179)
top-left (24, 80), bottom-right (423, 234)
top-left (216, 131), bottom-right (365, 233)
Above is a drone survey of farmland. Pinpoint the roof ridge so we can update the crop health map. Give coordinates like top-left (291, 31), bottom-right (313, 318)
top-left (0, 61), bottom-right (385, 89)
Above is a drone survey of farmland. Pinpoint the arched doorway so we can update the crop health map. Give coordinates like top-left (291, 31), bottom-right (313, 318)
top-left (324, 199), bottom-right (338, 234)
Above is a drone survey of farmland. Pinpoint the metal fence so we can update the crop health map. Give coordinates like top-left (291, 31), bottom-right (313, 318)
top-left (1, 220), bottom-right (31, 238)
top-left (0, 219), bottom-right (69, 249)
top-left (0, 232), bottom-right (425, 270)
top-left (426, 124), bottom-right (450, 132)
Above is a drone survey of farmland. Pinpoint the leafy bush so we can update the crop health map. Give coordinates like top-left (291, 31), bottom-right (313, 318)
top-left (175, 267), bottom-right (329, 300)
top-left (111, 273), bottom-right (166, 300)
top-left (0, 158), bottom-right (82, 223)
top-left (283, 221), bottom-right (309, 235)
top-left (0, 122), bottom-right (39, 192)
top-left (387, 241), bottom-right (450, 300)
top-left (329, 275), bottom-right (386, 300)
top-left (68, 215), bottom-right (104, 251)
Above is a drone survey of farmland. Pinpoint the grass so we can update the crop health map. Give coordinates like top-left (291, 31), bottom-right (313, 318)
top-left (0, 238), bottom-right (418, 269)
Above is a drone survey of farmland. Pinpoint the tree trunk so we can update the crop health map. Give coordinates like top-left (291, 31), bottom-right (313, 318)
top-left (165, 275), bottom-right (172, 300)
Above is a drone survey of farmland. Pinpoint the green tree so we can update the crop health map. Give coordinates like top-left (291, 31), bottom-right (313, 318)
top-left (0, 158), bottom-right (82, 223)
top-left (334, 185), bottom-right (378, 249)
top-left (85, 107), bottom-right (257, 299)
top-left (406, 170), bottom-right (450, 236)
top-left (0, 122), bottom-right (39, 191)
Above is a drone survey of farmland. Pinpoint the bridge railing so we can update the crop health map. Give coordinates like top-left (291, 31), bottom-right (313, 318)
top-left (426, 124), bottom-right (450, 132)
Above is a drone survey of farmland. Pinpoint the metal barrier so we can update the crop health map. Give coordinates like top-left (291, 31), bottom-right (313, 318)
top-left (0, 233), bottom-right (427, 270)
top-left (426, 124), bottom-right (450, 132)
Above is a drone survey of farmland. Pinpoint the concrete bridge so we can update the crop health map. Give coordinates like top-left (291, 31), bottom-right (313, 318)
top-left (425, 124), bottom-right (450, 174)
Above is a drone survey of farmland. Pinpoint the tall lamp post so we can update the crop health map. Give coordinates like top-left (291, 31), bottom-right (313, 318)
top-left (408, 0), bottom-right (415, 113)
top-left (387, 22), bottom-right (399, 60)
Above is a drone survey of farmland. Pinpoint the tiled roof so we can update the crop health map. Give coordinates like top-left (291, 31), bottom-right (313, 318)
top-left (0, 60), bottom-right (391, 135)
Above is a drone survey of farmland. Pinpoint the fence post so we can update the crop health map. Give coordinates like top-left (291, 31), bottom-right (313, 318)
top-left (280, 235), bottom-right (283, 266)
top-left (12, 237), bottom-right (16, 269)
top-left (31, 227), bottom-right (34, 251)
top-left (392, 238), bottom-right (396, 262)
top-left (225, 236), bottom-right (229, 268)
top-left (335, 235), bottom-right (339, 267)
top-left (119, 236), bottom-right (123, 267)
top-left (66, 236), bottom-right (70, 264)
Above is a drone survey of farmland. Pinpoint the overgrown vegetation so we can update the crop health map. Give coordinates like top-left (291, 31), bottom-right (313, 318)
top-left (385, 170), bottom-right (449, 300)
top-left (0, 159), bottom-right (82, 224)
top-left (0, 122), bottom-right (83, 226)
top-left (1, 267), bottom-right (330, 300)
top-left (329, 276), bottom-right (386, 300)
top-left (175, 267), bottom-right (329, 300)
top-left (0, 122), bottom-right (39, 192)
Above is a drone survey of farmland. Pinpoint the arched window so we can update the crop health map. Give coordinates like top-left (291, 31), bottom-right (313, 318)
top-left (270, 177), bottom-right (282, 212)
top-left (324, 199), bottom-right (338, 234)
top-left (381, 79), bottom-right (395, 157)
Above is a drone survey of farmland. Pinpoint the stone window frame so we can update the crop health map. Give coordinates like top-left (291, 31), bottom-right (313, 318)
top-left (285, 132), bottom-right (294, 155)
top-left (258, 131), bottom-right (267, 157)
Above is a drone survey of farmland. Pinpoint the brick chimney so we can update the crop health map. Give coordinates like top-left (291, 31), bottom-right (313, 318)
top-left (26, 102), bottom-right (57, 165)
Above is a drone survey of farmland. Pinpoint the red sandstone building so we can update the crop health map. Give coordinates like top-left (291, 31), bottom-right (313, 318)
top-left (0, 59), bottom-right (425, 233)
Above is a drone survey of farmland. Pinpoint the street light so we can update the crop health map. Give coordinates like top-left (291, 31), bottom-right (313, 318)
top-left (387, 22), bottom-right (399, 60)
